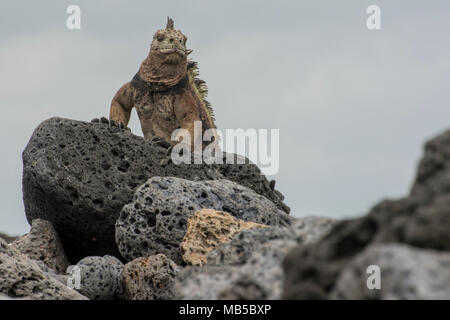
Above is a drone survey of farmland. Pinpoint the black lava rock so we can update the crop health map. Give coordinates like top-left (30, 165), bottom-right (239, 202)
top-left (22, 117), bottom-right (289, 263)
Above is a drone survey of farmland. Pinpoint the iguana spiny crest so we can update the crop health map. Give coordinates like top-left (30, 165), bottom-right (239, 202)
top-left (110, 17), bottom-right (217, 148)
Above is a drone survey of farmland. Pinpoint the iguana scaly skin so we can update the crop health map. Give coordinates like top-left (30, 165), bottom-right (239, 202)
top-left (110, 17), bottom-right (217, 149)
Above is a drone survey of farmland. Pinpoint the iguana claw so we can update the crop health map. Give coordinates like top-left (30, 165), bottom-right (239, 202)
top-left (91, 117), bottom-right (128, 131)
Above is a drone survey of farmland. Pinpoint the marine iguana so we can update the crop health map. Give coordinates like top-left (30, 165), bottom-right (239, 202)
top-left (109, 17), bottom-right (217, 149)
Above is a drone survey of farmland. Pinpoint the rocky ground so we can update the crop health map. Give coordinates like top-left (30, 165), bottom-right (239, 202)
top-left (283, 128), bottom-right (450, 299)
top-left (1, 117), bottom-right (449, 300)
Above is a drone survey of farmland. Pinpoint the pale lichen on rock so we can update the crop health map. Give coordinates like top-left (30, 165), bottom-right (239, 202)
top-left (181, 209), bottom-right (267, 266)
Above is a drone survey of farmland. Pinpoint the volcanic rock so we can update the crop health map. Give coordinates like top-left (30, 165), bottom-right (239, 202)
top-left (11, 219), bottom-right (69, 273)
top-left (22, 117), bottom-right (289, 262)
top-left (115, 176), bottom-right (291, 264)
top-left (122, 254), bottom-right (180, 300)
top-left (282, 129), bottom-right (450, 299)
top-left (0, 238), bottom-right (86, 300)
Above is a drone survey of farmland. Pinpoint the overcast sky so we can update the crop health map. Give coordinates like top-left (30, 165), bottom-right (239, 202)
top-left (1, 0), bottom-right (449, 235)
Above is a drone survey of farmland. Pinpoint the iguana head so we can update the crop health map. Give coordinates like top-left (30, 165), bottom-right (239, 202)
top-left (151, 18), bottom-right (191, 59)
top-left (139, 17), bottom-right (192, 86)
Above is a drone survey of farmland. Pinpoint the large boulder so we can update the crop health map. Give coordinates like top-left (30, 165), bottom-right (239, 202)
top-left (22, 117), bottom-right (289, 263)
top-left (0, 238), bottom-right (87, 300)
top-left (331, 244), bottom-right (450, 300)
top-left (282, 129), bottom-right (450, 299)
top-left (174, 216), bottom-right (336, 299)
top-left (11, 219), bottom-right (69, 273)
top-left (115, 177), bottom-right (291, 264)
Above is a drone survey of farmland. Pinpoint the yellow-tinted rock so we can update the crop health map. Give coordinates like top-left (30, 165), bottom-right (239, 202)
top-left (181, 209), bottom-right (267, 266)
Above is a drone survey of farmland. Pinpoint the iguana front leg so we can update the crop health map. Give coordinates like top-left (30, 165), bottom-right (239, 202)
top-left (110, 82), bottom-right (134, 127)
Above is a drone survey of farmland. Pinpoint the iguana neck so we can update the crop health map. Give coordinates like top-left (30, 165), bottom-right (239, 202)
top-left (131, 72), bottom-right (188, 93)
top-left (138, 51), bottom-right (187, 87)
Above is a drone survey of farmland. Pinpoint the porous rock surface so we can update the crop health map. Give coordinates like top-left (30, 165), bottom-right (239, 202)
top-left (116, 176), bottom-right (291, 264)
top-left (34, 260), bottom-right (69, 285)
top-left (181, 209), bottom-right (267, 266)
top-left (174, 216), bottom-right (336, 299)
top-left (11, 219), bottom-right (69, 273)
top-left (330, 244), bottom-right (450, 300)
top-left (0, 238), bottom-right (87, 300)
top-left (122, 254), bottom-right (180, 300)
top-left (207, 216), bottom-right (336, 267)
top-left (73, 255), bottom-right (124, 300)
top-left (282, 129), bottom-right (450, 299)
top-left (22, 117), bottom-right (289, 263)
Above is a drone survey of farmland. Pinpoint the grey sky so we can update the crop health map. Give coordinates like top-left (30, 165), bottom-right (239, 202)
top-left (1, 1), bottom-right (449, 235)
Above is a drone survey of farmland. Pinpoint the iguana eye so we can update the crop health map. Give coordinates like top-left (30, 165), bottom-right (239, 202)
top-left (156, 34), bottom-right (164, 41)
